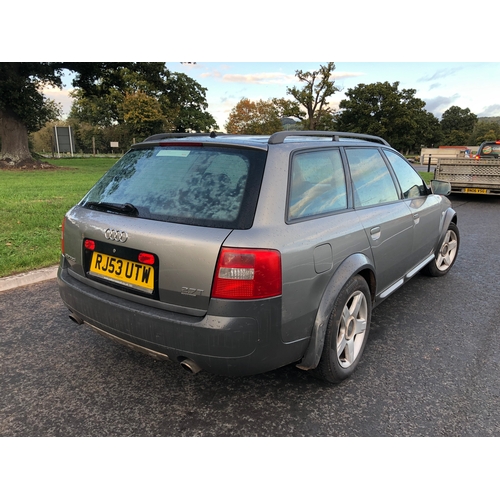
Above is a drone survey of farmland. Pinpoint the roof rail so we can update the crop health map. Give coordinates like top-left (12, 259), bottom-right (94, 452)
top-left (144, 132), bottom-right (220, 142)
top-left (268, 131), bottom-right (390, 146)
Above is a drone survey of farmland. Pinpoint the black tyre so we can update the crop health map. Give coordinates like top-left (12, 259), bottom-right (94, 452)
top-left (423, 222), bottom-right (460, 277)
top-left (314, 275), bottom-right (372, 384)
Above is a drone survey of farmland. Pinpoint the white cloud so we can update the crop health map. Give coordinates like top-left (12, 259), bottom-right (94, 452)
top-left (201, 71), bottom-right (296, 86)
top-left (332, 72), bottom-right (364, 80)
top-left (42, 85), bottom-right (74, 116)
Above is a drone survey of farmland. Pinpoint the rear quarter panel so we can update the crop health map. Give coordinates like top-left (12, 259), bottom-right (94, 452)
top-left (225, 147), bottom-right (373, 344)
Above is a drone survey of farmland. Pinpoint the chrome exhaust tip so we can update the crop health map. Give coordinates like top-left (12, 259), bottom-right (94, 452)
top-left (179, 358), bottom-right (202, 374)
top-left (68, 312), bottom-right (84, 325)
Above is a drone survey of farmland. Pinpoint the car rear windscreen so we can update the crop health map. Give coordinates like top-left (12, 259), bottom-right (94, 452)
top-left (80, 145), bottom-right (267, 229)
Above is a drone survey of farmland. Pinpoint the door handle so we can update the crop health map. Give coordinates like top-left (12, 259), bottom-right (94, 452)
top-left (370, 227), bottom-right (381, 241)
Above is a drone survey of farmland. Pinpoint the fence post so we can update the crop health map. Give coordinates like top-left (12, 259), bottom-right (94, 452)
top-left (427, 154), bottom-right (432, 173)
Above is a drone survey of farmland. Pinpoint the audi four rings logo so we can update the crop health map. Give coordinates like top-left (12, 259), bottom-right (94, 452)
top-left (104, 228), bottom-right (128, 242)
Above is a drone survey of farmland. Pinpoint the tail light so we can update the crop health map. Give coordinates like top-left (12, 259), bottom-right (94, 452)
top-left (212, 247), bottom-right (282, 300)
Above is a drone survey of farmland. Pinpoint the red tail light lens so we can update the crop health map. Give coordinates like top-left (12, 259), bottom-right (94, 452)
top-left (84, 239), bottom-right (96, 251)
top-left (212, 247), bottom-right (282, 300)
top-left (138, 252), bottom-right (155, 265)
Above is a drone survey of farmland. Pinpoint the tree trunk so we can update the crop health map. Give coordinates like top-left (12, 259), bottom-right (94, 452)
top-left (0, 108), bottom-right (33, 164)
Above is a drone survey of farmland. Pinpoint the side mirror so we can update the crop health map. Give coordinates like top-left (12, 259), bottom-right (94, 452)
top-left (430, 179), bottom-right (452, 196)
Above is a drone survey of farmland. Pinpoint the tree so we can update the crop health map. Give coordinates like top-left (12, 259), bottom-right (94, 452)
top-left (440, 106), bottom-right (477, 145)
top-left (30, 119), bottom-right (65, 153)
top-left (225, 98), bottom-right (283, 134)
top-left (336, 81), bottom-right (440, 153)
top-left (69, 66), bottom-right (217, 135)
top-left (0, 63), bottom-right (164, 166)
top-left (469, 119), bottom-right (500, 145)
top-left (413, 109), bottom-right (443, 150)
top-left (121, 91), bottom-right (166, 138)
top-left (270, 97), bottom-right (305, 123)
top-left (0, 63), bottom-right (218, 166)
top-left (286, 62), bottom-right (339, 130)
top-left (161, 72), bottom-right (217, 133)
top-left (0, 63), bottom-right (64, 163)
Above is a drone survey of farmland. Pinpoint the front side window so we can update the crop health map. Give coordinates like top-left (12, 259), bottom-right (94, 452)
top-left (288, 148), bottom-right (347, 220)
top-left (80, 145), bottom-right (267, 229)
top-left (346, 148), bottom-right (399, 207)
top-left (383, 149), bottom-right (427, 198)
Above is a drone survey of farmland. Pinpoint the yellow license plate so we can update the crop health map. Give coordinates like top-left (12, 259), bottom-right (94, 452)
top-left (464, 188), bottom-right (487, 194)
top-left (89, 252), bottom-right (154, 292)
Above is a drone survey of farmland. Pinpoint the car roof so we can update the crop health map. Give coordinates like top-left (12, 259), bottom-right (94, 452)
top-left (138, 131), bottom-right (391, 150)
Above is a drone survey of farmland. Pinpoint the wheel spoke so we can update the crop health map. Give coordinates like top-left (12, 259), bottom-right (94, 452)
top-left (341, 304), bottom-right (351, 326)
top-left (343, 338), bottom-right (355, 364)
top-left (349, 293), bottom-right (363, 317)
top-left (354, 318), bottom-right (367, 336)
top-left (337, 329), bottom-right (347, 357)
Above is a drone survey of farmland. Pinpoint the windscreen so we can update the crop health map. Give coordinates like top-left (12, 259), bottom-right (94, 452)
top-left (80, 145), bottom-right (267, 229)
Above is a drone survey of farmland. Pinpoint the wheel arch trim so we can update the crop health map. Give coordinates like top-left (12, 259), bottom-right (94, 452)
top-left (296, 253), bottom-right (375, 371)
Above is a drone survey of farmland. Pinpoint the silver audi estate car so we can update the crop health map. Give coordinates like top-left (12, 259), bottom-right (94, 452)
top-left (58, 131), bottom-right (459, 383)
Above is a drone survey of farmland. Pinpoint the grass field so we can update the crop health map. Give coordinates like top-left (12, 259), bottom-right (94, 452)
top-left (0, 157), bottom-right (435, 278)
top-left (0, 157), bottom-right (118, 277)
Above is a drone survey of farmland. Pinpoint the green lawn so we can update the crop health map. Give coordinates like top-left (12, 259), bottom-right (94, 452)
top-left (0, 157), bottom-right (118, 277)
top-left (0, 159), bottom-right (435, 278)
top-left (419, 171), bottom-right (435, 184)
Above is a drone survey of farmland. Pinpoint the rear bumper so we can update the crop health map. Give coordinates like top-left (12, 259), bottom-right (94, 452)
top-left (448, 184), bottom-right (500, 195)
top-left (57, 266), bottom-right (306, 376)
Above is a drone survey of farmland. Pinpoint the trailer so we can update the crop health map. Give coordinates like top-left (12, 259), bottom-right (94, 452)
top-left (434, 158), bottom-right (500, 195)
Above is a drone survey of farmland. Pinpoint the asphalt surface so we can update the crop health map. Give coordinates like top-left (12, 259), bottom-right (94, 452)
top-left (1, 194), bottom-right (499, 436)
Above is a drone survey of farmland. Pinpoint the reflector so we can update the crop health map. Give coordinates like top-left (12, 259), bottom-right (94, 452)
top-left (138, 252), bottom-right (155, 265)
top-left (84, 239), bottom-right (96, 251)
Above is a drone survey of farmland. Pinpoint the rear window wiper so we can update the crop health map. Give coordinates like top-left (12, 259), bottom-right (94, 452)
top-left (84, 201), bottom-right (139, 217)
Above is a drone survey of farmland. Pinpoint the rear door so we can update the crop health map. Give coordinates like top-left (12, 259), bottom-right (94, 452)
top-left (345, 147), bottom-right (414, 296)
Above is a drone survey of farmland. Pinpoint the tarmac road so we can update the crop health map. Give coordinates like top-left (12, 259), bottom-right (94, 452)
top-left (1, 194), bottom-right (499, 437)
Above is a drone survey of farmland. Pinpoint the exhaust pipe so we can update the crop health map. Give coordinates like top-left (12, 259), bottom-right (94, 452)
top-left (68, 312), bottom-right (84, 325)
top-left (180, 358), bottom-right (202, 374)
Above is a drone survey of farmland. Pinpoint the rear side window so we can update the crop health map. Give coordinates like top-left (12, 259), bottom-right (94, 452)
top-left (80, 145), bottom-right (267, 229)
top-left (383, 149), bottom-right (427, 198)
top-left (288, 149), bottom-right (347, 220)
top-left (346, 148), bottom-right (399, 207)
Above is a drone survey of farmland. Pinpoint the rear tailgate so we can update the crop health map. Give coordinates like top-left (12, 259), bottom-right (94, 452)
top-left (61, 142), bottom-right (268, 315)
top-left (63, 207), bottom-right (232, 314)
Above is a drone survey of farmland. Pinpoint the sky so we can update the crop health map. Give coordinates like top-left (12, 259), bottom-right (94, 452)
top-left (44, 62), bottom-right (500, 131)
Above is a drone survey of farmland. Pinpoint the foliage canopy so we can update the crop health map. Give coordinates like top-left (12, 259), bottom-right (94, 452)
top-left (0, 63), bottom-right (217, 165)
top-left (335, 81), bottom-right (442, 152)
top-left (286, 62), bottom-right (339, 130)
